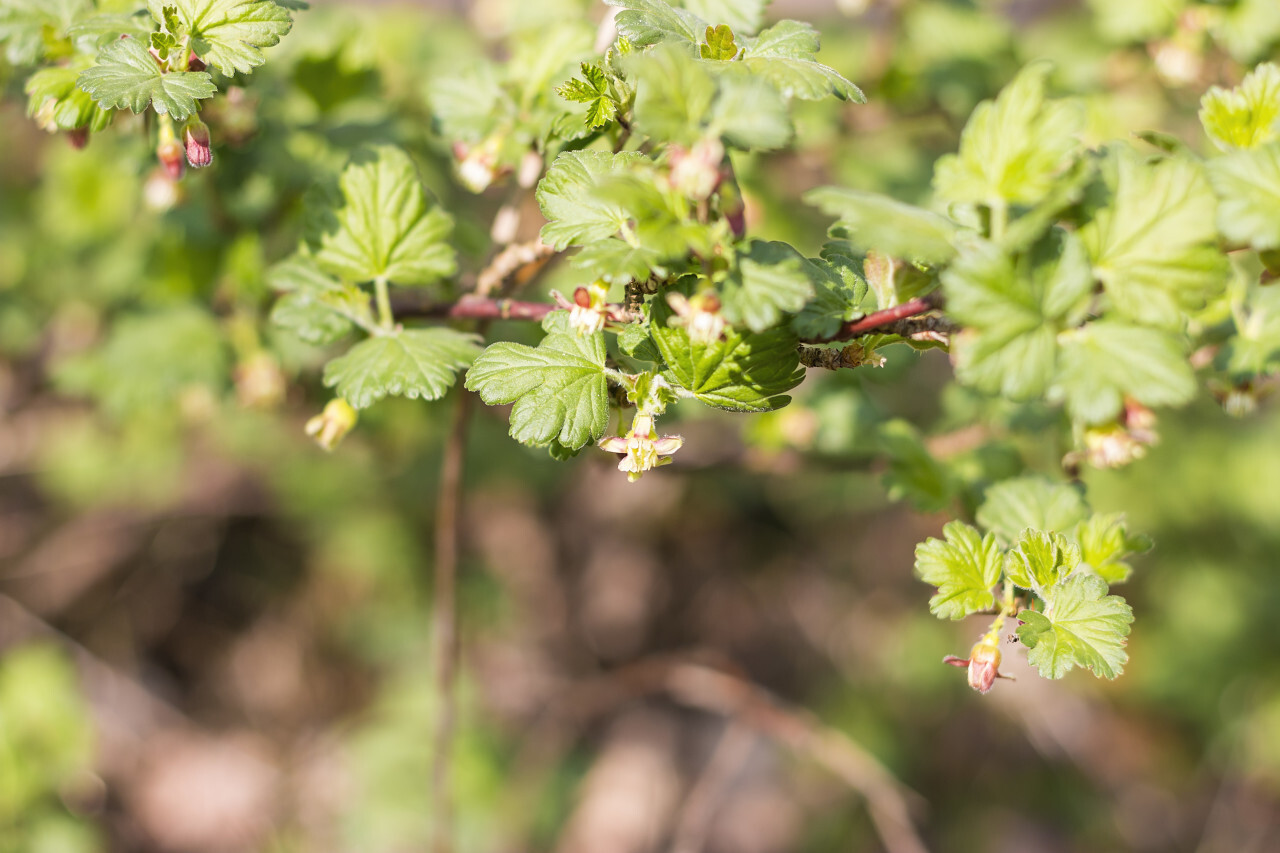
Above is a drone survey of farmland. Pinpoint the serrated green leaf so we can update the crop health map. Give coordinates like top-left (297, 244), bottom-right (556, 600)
top-left (1199, 62), bottom-right (1280, 151)
top-left (1080, 147), bottom-right (1228, 329)
top-left (313, 146), bottom-right (456, 286)
top-left (323, 328), bottom-right (480, 410)
top-left (537, 150), bottom-right (647, 250)
top-left (976, 476), bottom-right (1089, 545)
top-left (593, 173), bottom-right (716, 260)
top-left (683, 0), bottom-right (768, 35)
top-left (700, 23), bottom-right (739, 60)
top-left (148, 0), bottom-right (294, 76)
top-left (720, 241), bottom-right (815, 333)
top-left (1017, 573), bottom-right (1133, 680)
top-left (1073, 513), bottom-right (1150, 585)
top-left (740, 19), bottom-right (864, 102)
top-left (607, 0), bottom-right (703, 48)
top-left (1004, 529), bottom-right (1080, 595)
top-left (913, 520), bottom-right (1002, 620)
top-left (557, 62), bottom-right (620, 129)
top-left (570, 239), bottom-right (662, 285)
top-left (1050, 322), bottom-right (1196, 425)
top-left (1208, 141), bottom-right (1280, 251)
top-left (881, 419), bottom-right (958, 514)
top-left (934, 63), bottom-right (1083, 209)
top-left (76, 36), bottom-right (216, 120)
top-left (791, 253), bottom-right (868, 340)
top-left (267, 256), bottom-right (371, 345)
top-left (651, 296), bottom-right (803, 411)
top-left (944, 232), bottom-right (1091, 399)
top-left (805, 187), bottom-right (958, 265)
top-left (464, 314), bottom-right (610, 449)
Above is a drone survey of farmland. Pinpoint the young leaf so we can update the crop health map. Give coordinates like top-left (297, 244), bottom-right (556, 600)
top-left (1004, 529), bottom-right (1080, 595)
top-left (719, 241), bottom-right (815, 333)
top-left (606, 0), bottom-right (703, 48)
top-left (1016, 573), bottom-right (1133, 680)
top-left (804, 187), bottom-right (958, 265)
top-left (976, 476), bottom-right (1089, 545)
top-left (1199, 62), bottom-right (1280, 151)
top-left (314, 146), bottom-right (456, 286)
top-left (791, 253), bottom-right (868, 340)
top-left (464, 314), bottom-right (611, 449)
top-left (556, 62), bottom-right (619, 129)
top-left (268, 256), bottom-right (372, 345)
top-left (1207, 142), bottom-right (1280, 251)
top-left (147, 0), bottom-right (295, 76)
top-left (701, 24), bottom-right (740, 60)
top-left (1050, 322), bottom-right (1196, 425)
top-left (1073, 513), bottom-right (1151, 584)
top-left (1080, 147), bottom-right (1228, 329)
top-left (913, 520), bottom-right (1002, 620)
top-left (740, 19), bottom-right (864, 102)
top-left (933, 62), bottom-right (1084, 209)
top-left (323, 328), bottom-right (481, 410)
top-left (76, 36), bottom-right (216, 120)
top-left (651, 297), bottom-right (804, 411)
top-left (537, 150), bottom-right (646, 250)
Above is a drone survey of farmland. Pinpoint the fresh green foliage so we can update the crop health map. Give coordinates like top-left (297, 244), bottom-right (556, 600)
top-left (1199, 62), bottom-right (1280, 151)
top-left (556, 62), bottom-right (621, 129)
top-left (1051, 322), bottom-right (1196, 424)
top-left (914, 520), bottom-right (1002, 620)
top-left (1017, 573), bottom-right (1134, 679)
top-left (323, 329), bottom-right (481, 410)
top-left (312, 146), bottom-right (456, 287)
top-left (76, 35), bottom-right (216, 119)
top-left (805, 187), bottom-right (959, 265)
top-left (147, 0), bottom-right (294, 75)
top-left (537, 150), bottom-right (647, 250)
top-left (976, 477), bottom-right (1089, 546)
top-left (1003, 529), bottom-right (1079, 595)
top-left (719, 241), bottom-right (815, 333)
top-left (1207, 143), bottom-right (1280, 251)
top-left (465, 314), bottom-right (611, 450)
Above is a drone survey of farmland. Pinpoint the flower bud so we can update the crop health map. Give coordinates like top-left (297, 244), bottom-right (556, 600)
top-left (305, 399), bottom-right (358, 452)
top-left (943, 636), bottom-right (1009, 694)
top-left (182, 118), bottom-right (213, 169)
top-left (668, 137), bottom-right (725, 201)
top-left (156, 119), bottom-right (184, 180)
top-left (666, 290), bottom-right (726, 345)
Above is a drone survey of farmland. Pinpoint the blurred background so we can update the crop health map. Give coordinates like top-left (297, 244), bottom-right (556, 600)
top-left (2, 0), bottom-right (1280, 851)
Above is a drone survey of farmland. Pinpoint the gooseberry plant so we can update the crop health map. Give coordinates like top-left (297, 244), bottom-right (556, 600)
top-left (6, 0), bottom-right (1280, 706)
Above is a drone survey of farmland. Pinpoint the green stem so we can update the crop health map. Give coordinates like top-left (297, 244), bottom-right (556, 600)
top-left (374, 276), bottom-right (395, 331)
top-left (988, 200), bottom-right (1008, 244)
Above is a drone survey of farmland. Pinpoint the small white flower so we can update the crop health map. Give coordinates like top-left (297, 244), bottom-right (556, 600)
top-left (598, 412), bottom-right (683, 482)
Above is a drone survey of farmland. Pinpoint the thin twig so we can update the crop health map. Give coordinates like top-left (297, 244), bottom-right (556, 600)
top-left (670, 721), bottom-right (757, 853)
top-left (430, 390), bottom-right (474, 853)
top-left (813, 293), bottom-right (944, 343)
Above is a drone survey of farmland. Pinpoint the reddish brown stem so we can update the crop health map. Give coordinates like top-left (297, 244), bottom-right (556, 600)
top-left (817, 294), bottom-right (942, 343)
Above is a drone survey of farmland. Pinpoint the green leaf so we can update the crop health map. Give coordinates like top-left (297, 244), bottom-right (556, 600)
top-left (1074, 513), bottom-right (1150, 584)
top-left (627, 42), bottom-right (716, 145)
top-left (651, 296), bottom-right (804, 411)
top-left (148, 0), bottom-right (294, 76)
top-left (1208, 141), bottom-right (1280, 251)
top-left (791, 252), bottom-right (867, 340)
top-left (537, 150), bottom-right (646, 250)
top-left (556, 62), bottom-right (619, 129)
top-left (76, 36), bottom-right (216, 120)
top-left (1004, 529), bottom-right (1079, 595)
top-left (1199, 62), bottom-right (1280, 151)
top-left (1017, 573), bottom-right (1133, 680)
top-left (25, 63), bottom-right (113, 132)
top-left (427, 61), bottom-right (508, 143)
top-left (913, 520), bottom-right (1002, 620)
top-left (881, 420), bottom-right (958, 514)
top-left (313, 146), bottom-right (456, 286)
top-left (1080, 147), bottom-right (1228, 329)
top-left (710, 73), bottom-right (790, 150)
top-left (683, 0), bottom-right (768, 35)
top-left (720, 241), bottom-right (815, 333)
top-left (323, 328), bottom-right (481, 410)
top-left (592, 174), bottom-right (716, 261)
top-left (607, 0), bottom-right (703, 48)
top-left (0, 0), bottom-right (88, 65)
top-left (740, 19), bottom-right (864, 102)
top-left (933, 62), bottom-right (1083, 209)
top-left (464, 313), bottom-right (611, 449)
top-left (976, 476), bottom-right (1089, 545)
top-left (700, 23), bottom-right (739, 60)
top-left (570, 239), bottom-right (662, 285)
top-left (1050, 322), bottom-right (1196, 425)
top-left (268, 256), bottom-right (372, 345)
top-left (805, 187), bottom-right (958, 265)
top-left (943, 232), bottom-right (1092, 399)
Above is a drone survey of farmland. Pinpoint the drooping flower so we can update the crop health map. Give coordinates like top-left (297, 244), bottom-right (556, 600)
top-left (182, 118), bottom-right (213, 169)
top-left (305, 398), bottom-right (358, 452)
top-left (943, 636), bottom-right (1010, 694)
top-left (598, 412), bottom-right (683, 482)
top-left (567, 281), bottom-right (611, 336)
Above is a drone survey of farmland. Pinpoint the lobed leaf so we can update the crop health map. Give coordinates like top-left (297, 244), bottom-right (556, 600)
top-left (1050, 322), bottom-right (1196, 425)
top-left (913, 520), bottom-right (1002, 620)
top-left (1017, 573), bottom-right (1133, 680)
top-left (537, 150), bottom-right (647, 250)
top-left (1200, 62), bottom-right (1280, 151)
top-left (805, 187), bottom-right (958, 265)
top-left (148, 0), bottom-right (294, 76)
top-left (976, 476), bottom-right (1089, 546)
top-left (323, 328), bottom-right (481, 410)
top-left (76, 36), bottom-right (216, 120)
top-left (1208, 141), bottom-right (1280, 251)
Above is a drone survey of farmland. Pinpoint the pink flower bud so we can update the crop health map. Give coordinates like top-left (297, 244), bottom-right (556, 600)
top-left (943, 637), bottom-right (1010, 694)
top-left (157, 138), bottom-right (185, 180)
top-left (182, 118), bottom-right (213, 169)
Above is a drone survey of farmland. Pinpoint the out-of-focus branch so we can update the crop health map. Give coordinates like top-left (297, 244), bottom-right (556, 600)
top-left (563, 657), bottom-right (930, 853)
top-left (670, 721), bottom-right (757, 853)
